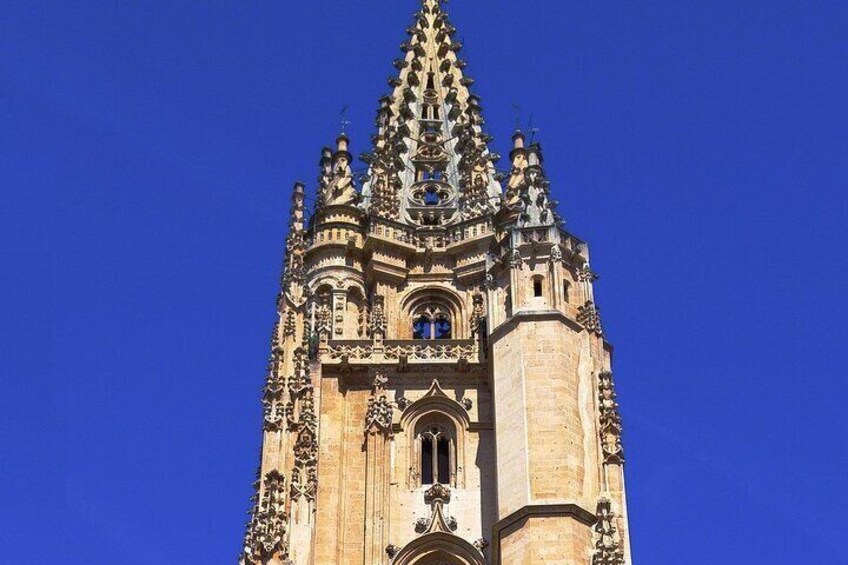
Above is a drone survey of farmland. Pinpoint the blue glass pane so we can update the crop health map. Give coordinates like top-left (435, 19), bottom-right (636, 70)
top-left (434, 319), bottom-right (452, 339)
top-left (424, 188), bottom-right (439, 205)
top-left (413, 316), bottom-right (431, 339)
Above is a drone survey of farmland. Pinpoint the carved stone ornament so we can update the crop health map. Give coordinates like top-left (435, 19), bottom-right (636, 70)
top-left (473, 538), bottom-right (489, 552)
top-left (316, 298), bottom-right (332, 336)
top-left (414, 517), bottom-right (430, 533)
top-left (424, 483), bottom-right (451, 504)
top-left (578, 300), bottom-right (603, 336)
top-left (550, 244), bottom-right (563, 264)
top-left (241, 470), bottom-right (289, 565)
top-left (386, 544), bottom-right (400, 559)
top-left (282, 310), bottom-right (297, 337)
top-left (262, 399), bottom-right (286, 432)
top-left (319, 142), bottom-right (359, 208)
top-left (592, 498), bottom-right (625, 565)
top-left (383, 342), bottom-right (476, 362)
top-left (469, 292), bottom-right (486, 337)
top-left (261, 328), bottom-right (288, 432)
top-left (578, 265), bottom-right (600, 283)
top-left (364, 125), bottom-right (404, 220)
top-left (509, 249), bottom-right (523, 269)
top-left (365, 370), bottom-right (393, 435)
top-left (289, 336), bottom-right (318, 502)
top-left (396, 395), bottom-right (412, 411)
top-left (598, 371), bottom-right (624, 464)
top-left (415, 499), bottom-right (458, 535)
top-left (370, 295), bottom-right (387, 337)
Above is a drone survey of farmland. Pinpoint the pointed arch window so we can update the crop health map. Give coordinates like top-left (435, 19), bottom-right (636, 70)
top-left (418, 423), bottom-right (454, 485)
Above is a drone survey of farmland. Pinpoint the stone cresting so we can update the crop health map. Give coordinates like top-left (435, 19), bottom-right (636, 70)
top-left (238, 0), bottom-right (632, 563)
top-left (598, 371), bottom-right (625, 465)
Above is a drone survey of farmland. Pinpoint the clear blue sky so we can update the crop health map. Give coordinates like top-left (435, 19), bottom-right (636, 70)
top-left (3, 1), bottom-right (847, 563)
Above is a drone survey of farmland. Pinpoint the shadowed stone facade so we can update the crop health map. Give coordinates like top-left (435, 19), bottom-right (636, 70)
top-left (239, 1), bottom-right (632, 563)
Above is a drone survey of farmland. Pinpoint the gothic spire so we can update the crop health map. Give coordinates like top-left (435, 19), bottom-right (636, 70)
top-left (361, 0), bottom-right (502, 227)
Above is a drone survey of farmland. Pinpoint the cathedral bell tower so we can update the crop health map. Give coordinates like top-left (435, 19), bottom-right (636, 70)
top-left (239, 1), bottom-right (632, 563)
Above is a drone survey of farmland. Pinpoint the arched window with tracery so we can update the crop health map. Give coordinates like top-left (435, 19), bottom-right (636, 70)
top-left (412, 305), bottom-right (452, 340)
top-left (416, 421), bottom-right (455, 486)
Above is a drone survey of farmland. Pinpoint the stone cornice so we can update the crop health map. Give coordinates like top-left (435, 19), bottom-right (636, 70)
top-left (490, 503), bottom-right (596, 563)
top-left (489, 309), bottom-right (584, 343)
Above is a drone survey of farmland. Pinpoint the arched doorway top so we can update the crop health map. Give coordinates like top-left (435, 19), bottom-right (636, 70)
top-left (392, 532), bottom-right (485, 565)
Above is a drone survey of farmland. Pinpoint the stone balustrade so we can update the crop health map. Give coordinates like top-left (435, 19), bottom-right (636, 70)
top-left (323, 339), bottom-right (481, 366)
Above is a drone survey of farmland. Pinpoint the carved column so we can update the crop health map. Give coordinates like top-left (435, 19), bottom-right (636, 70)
top-left (363, 370), bottom-right (393, 564)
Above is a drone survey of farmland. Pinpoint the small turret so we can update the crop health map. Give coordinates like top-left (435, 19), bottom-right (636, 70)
top-left (500, 133), bottom-right (559, 228)
top-left (316, 134), bottom-right (358, 208)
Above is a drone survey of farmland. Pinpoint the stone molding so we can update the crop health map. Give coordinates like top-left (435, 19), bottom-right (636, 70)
top-left (489, 308), bottom-right (583, 343)
top-left (489, 503), bottom-right (597, 564)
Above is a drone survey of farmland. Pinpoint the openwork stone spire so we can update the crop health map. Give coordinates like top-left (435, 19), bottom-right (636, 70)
top-left (361, 0), bottom-right (501, 226)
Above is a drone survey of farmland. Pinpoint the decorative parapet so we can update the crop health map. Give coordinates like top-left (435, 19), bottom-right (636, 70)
top-left (598, 371), bottom-right (624, 465)
top-left (323, 339), bottom-right (480, 366)
top-left (367, 217), bottom-right (495, 250)
top-left (384, 340), bottom-right (477, 362)
top-left (326, 342), bottom-right (376, 361)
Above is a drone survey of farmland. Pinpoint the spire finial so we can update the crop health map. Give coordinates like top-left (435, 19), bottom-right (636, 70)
top-left (339, 105), bottom-right (351, 134)
top-left (512, 103), bottom-right (522, 132)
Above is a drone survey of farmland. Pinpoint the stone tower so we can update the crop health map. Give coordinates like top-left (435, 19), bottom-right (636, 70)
top-left (239, 1), bottom-right (632, 564)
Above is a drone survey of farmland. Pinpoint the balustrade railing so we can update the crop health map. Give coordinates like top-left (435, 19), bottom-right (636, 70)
top-left (323, 338), bottom-right (481, 365)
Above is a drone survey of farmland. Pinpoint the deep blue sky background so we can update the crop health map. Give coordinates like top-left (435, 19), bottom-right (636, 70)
top-left (3, 1), bottom-right (847, 563)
